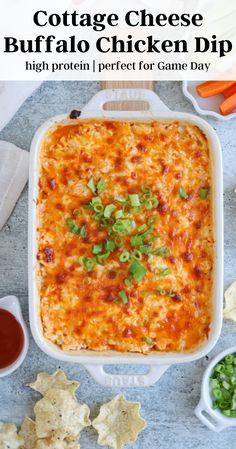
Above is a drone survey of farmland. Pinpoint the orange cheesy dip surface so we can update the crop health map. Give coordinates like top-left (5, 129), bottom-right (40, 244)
top-left (37, 119), bottom-right (214, 354)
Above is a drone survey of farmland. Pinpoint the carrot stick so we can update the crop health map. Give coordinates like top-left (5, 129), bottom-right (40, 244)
top-left (220, 93), bottom-right (236, 115)
top-left (196, 81), bottom-right (235, 98)
top-left (223, 83), bottom-right (236, 98)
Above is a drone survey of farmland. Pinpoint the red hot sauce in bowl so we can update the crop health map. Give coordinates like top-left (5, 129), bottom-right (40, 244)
top-left (0, 309), bottom-right (24, 369)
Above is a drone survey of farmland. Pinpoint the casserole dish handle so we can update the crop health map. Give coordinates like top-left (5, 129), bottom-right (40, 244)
top-left (195, 398), bottom-right (232, 432)
top-left (81, 89), bottom-right (170, 118)
top-left (85, 364), bottom-right (169, 387)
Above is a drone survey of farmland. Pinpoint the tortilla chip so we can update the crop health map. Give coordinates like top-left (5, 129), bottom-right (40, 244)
top-left (224, 281), bottom-right (236, 322)
top-left (28, 371), bottom-right (80, 397)
top-left (0, 422), bottom-right (24, 449)
top-left (19, 417), bottom-right (37, 449)
top-left (19, 418), bottom-right (80, 449)
top-left (36, 437), bottom-right (80, 449)
top-left (92, 395), bottom-right (146, 449)
top-left (34, 388), bottom-right (90, 440)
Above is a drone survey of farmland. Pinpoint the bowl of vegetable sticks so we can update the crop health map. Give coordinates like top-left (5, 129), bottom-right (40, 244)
top-left (195, 346), bottom-right (236, 432)
top-left (183, 81), bottom-right (236, 120)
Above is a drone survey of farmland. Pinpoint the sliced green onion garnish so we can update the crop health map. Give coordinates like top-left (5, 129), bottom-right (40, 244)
top-left (138, 224), bottom-right (148, 232)
top-left (91, 196), bottom-right (104, 213)
top-left (145, 197), bottom-right (159, 210)
top-left (153, 246), bottom-right (170, 257)
top-left (122, 202), bottom-right (130, 213)
top-left (141, 184), bottom-right (152, 194)
top-left (130, 207), bottom-right (141, 214)
top-left (115, 209), bottom-right (125, 219)
top-left (124, 276), bottom-right (133, 287)
top-left (155, 288), bottom-right (175, 297)
top-left (129, 194), bottom-right (140, 207)
top-left (168, 289), bottom-right (176, 297)
top-left (143, 337), bottom-right (153, 346)
top-left (129, 260), bottom-right (141, 273)
top-left (179, 185), bottom-right (189, 200)
top-left (84, 257), bottom-right (96, 272)
top-left (66, 219), bottom-right (87, 237)
top-left (104, 204), bottom-right (116, 218)
top-left (225, 355), bottom-right (234, 364)
top-left (87, 177), bottom-right (96, 194)
top-left (210, 352), bottom-right (236, 417)
top-left (114, 196), bottom-right (127, 203)
top-left (66, 218), bottom-right (80, 235)
top-left (79, 226), bottom-right (87, 237)
top-left (139, 244), bottom-right (152, 254)
top-left (94, 211), bottom-right (104, 221)
top-left (113, 219), bottom-right (133, 235)
top-left (130, 234), bottom-right (143, 247)
top-left (143, 192), bottom-right (153, 200)
top-left (73, 208), bottom-right (81, 216)
top-left (114, 290), bottom-right (128, 305)
top-left (92, 244), bottom-right (103, 254)
top-left (99, 217), bottom-right (114, 229)
top-left (96, 252), bottom-right (110, 265)
top-left (92, 196), bottom-right (102, 204)
top-left (131, 249), bottom-right (142, 261)
top-left (199, 187), bottom-right (209, 199)
top-left (155, 288), bottom-right (166, 296)
top-left (141, 225), bottom-right (154, 237)
top-left (83, 203), bottom-right (93, 210)
top-left (77, 256), bottom-right (85, 266)
top-left (115, 236), bottom-right (124, 248)
top-left (129, 260), bottom-right (147, 281)
top-left (119, 251), bottom-right (130, 263)
top-left (148, 216), bottom-right (158, 226)
top-left (97, 179), bottom-right (107, 194)
top-left (122, 219), bottom-right (133, 232)
top-left (147, 234), bottom-right (160, 242)
top-left (157, 267), bottom-right (171, 277)
top-left (105, 240), bottom-right (116, 252)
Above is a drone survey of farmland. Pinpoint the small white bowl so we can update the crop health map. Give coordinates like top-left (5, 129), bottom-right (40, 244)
top-left (0, 296), bottom-right (29, 378)
top-left (195, 346), bottom-right (236, 431)
top-left (183, 81), bottom-right (236, 121)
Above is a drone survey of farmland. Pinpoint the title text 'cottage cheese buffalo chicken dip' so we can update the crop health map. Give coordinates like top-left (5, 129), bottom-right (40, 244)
top-left (37, 119), bottom-right (214, 354)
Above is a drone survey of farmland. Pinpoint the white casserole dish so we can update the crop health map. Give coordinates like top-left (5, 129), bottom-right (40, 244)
top-left (28, 89), bottom-right (224, 387)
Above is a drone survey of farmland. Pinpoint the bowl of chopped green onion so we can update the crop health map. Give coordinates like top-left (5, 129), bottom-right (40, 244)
top-left (195, 346), bottom-right (236, 431)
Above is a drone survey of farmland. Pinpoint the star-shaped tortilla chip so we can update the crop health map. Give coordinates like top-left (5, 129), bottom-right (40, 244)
top-left (19, 417), bottom-right (37, 449)
top-left (28, 371), bottom-right (80, 397)
top-left (35, 437), bottom-right (80, 449)
top-left (92, 395), bottom-right (146, 449)
top-left (34, 388), bottom-right (90, 440)
top-left (224, 281), bottom-right (236, 322)
top-left (19, 417), bottom-right (80, 449)
top-left (0, 422), bottom-right (24, 449)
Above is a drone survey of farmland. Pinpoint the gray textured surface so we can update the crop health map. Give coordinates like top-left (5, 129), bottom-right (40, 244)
top-left (0, 81), bottom-right (236, 448)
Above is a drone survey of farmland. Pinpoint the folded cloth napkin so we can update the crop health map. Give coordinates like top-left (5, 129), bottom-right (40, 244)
top-left (0, 141), bottom-right (29, 230)
top-left (0, 81), bottom-right (42, 230)
top-left (0, 81), bottom-right (42, 133)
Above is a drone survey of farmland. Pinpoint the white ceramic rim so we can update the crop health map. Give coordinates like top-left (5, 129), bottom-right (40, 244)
top-left (195, 346), bottom-right (236, 431)
top-left (0, 296), bottom-right (29, 378)
top-left (28, 89), bottom-right (224, 387)
top-left (182, 81), bottom-right (236, 121)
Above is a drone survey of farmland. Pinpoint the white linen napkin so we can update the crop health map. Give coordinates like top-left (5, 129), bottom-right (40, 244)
top-left (0, 81), bottom-right (42, 230)
top-left (0, 141), bottom-right (29, 230)
top-left (0, 81), bottom-right (42, 132)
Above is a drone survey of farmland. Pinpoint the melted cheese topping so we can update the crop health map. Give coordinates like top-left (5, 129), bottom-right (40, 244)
top-left (37, 119), bottom-right (214, 354)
